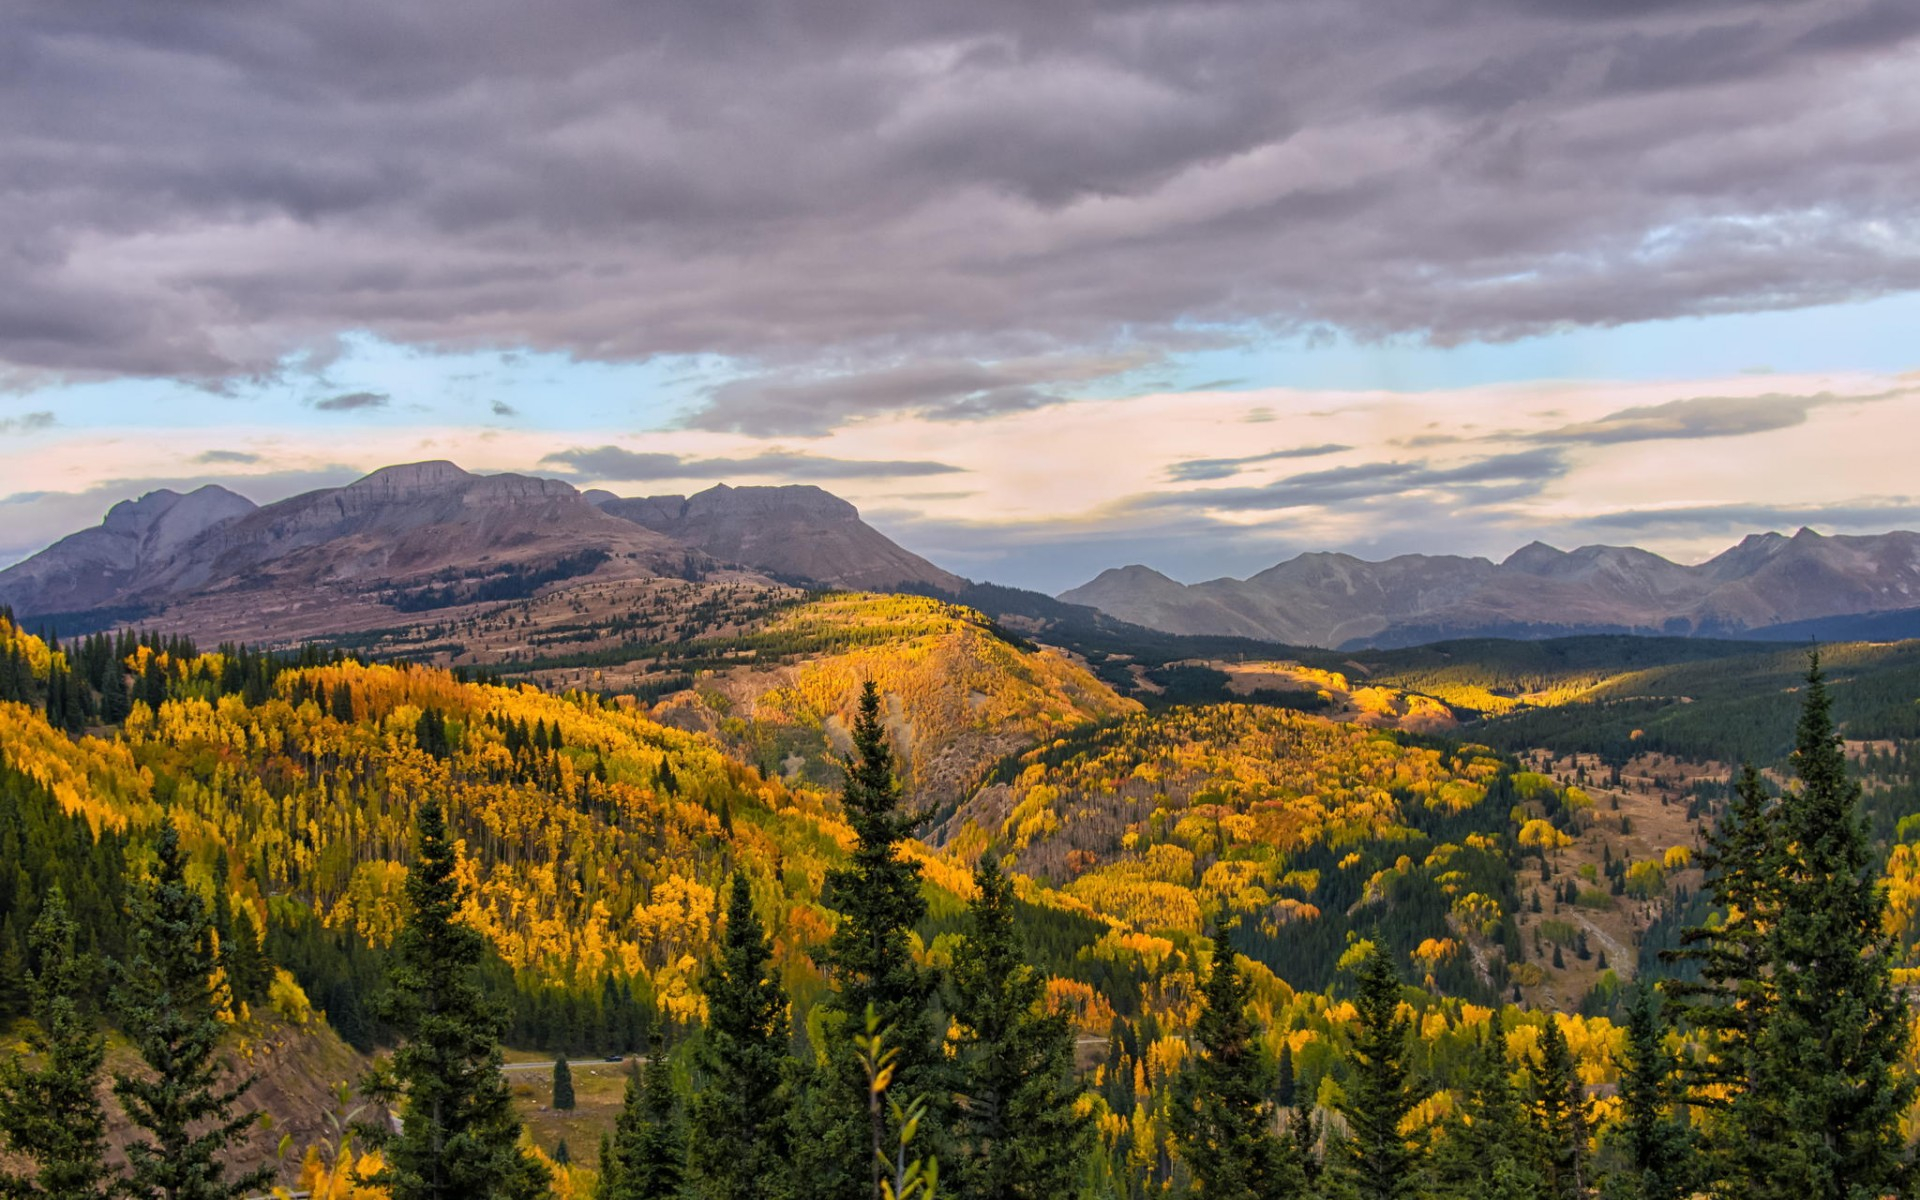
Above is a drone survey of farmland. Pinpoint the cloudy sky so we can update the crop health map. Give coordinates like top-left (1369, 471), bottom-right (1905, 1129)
top-left (3, 0), bottom-right (1918, 592)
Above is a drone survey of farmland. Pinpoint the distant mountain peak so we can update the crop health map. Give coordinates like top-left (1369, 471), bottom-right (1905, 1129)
top-left (347, 460), bottom-right (473, 494)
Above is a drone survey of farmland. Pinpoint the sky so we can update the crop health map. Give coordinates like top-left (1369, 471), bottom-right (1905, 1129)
top-left (3, 0), bottom-right (1918, 593)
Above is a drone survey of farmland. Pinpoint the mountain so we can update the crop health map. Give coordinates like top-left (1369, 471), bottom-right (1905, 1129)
top-left (594, 482), bottom-right (966, 592)
top-left (0, 484), bottom-right (257, 616)
top-left (1061, 528), bottom-right (1920, 648)
top-left (0, 462), bottom-right (712, 639)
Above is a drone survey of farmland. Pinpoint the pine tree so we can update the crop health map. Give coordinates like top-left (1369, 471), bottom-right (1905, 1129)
top-left (554, 1054), bottom-right (576, 1111)
top-left (803, 681), bottom-right (937, 1200)
top-left (1335, 943), bottom-right (1426, 1200)
top-left (1431, 1011), bottom-right (1537, 1200)
top-left (0, 890), bottom-right (115, 1199)
top-left (603, 1047), bottom-right (684, 1200)
top-left (1755, 656), bottom-right (1914, 1198)
top-left (1170, 938), bottom-right (1303, 1200)
top-left (949, 854), bottom-right (1093, 1200)
top-left (371, 801), bottom-right (549, 1200)
top-left (690, 871), bottom-right (792, 1200)
top-left (1530, 1015), bottom-right (1590, 1200)
top-left (113, 821), bottom-right (274, 1200)
top-left (1604, 985), bottom-right (1693, 1200)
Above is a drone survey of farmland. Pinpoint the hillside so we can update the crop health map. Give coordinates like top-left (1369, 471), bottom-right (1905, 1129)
top-left (1061, 528), bottom-right (1920, 647)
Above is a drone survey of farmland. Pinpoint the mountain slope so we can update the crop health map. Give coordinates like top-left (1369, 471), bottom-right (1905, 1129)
top-left (0, 484), bottom-right (257, 616)
top-left (596, 483), bottom-right (966, 592)
top-left (1062, 528), bottom-right (1920, 648)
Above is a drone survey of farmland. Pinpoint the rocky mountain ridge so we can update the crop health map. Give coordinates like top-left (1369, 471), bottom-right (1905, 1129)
top-left (1061, 528), bottom-right (1920, 648)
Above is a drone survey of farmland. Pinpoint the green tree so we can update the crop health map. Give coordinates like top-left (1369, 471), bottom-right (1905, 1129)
top-left (690, 871), bottom-right (792, 1200)
top-left (554, 1053), bottom-right (576, 1111)
top-left (1664, 762), bottom-right (1781, 1187)
top-left (0, 890), bottom-right (115, 1199)
top-left (113, 821), bottom-right (274, 1200)
top-left (949, 854), bottom-right (1093, 1200)
top-left (602, 1046), bottom-right (685, 1200)
top-left (1602, 985), bottom-right (1692, 1200)
top-left (803, 682), bottom-right (937, 1200)
top-left (1170, 939), bottom-right (1303, 1200)
top-left (1431, 1011), bottom-right (1538, 1200)
top-left (370, 801), bottom-right (548, 1200)
top-left (1756, 656), bottom-right (1913, 1198)
top-left (1530, 1015), bottom-right (1589, 1200)
top-left (1334, 944), bottom-right (1426, 1200)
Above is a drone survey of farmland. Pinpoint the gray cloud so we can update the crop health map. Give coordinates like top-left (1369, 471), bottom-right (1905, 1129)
top-left (490, 400), bottom-right (519, 417)
top-left (2, 0), bottom-right (1915, 413)
top-left (0, 411), bottom-right (56, 434)
top-left (1575, 496), bottom-right (1920, 536)
top-left (1149, 449), bottom-right (1569, 512)
top-left (312, 390), bottom-right (390, 412)
top-left (540, 444), bottom-right (964, 481)
top-left (690, 354), bottom-right (1157, 435)
top-left (195, 449), bottom-right (261, 464)
top-left (1526, 389), bottom-right (1909, 446)
top-left (1166, 443), bottom-right (1352, 482)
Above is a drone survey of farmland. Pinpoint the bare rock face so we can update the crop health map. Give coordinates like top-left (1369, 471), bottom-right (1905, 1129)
top-left (599, 483), bottom-right (966, 593)
top-left (0, 485), bottom-right (256, 615)
top-left (1061, 528), bottom-right (1920, 648)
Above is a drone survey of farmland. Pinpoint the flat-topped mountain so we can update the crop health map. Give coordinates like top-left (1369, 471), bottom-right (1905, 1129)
top-left (595, 483), bottom-right (965, 593)
top-left (1061, 528), bottom-right (1920, 648)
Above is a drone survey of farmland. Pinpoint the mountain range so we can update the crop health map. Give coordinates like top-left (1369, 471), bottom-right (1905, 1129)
top-left (1059, 530), bottom-right (1920, 648)
top-left (0, 461), bottom-right (958, 638)
top-left (3, 459), bottom-right (1918, 650)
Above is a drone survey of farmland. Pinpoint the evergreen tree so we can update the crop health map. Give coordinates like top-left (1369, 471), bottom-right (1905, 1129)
top-left (1603, 985), bottom-right (1692, 1200)
top-left (949, 854), bottom-right (1093, 1200)
top-left (1530, 1015), bottom-right (1590, 1200)
top-left (1755, 657), bottom-right (1913, 1198)
top-left (690, 871), bottom-right (792, 1200)
top-left (603, 1047), bottom-right (685, 1200)
top-left (113, 821), bottom-right (274, 1200)
top-left (1431, 1011), bottom-right (1537, 1200)
top-left (1335, 944), bottom-right (1426, 1200)
top-left (554, 1054), bottom-right (576, 1111)
top-left (0, 890), bottom-right (115, 1199)
top-left (1169, 939), bottom-right (1303, 1200)
top-left (371, 801), bottom-right (548, 1200)
top-left (803, 681), bottom-right (937, 1200)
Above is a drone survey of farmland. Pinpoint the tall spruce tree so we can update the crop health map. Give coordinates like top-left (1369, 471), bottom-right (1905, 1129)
top-left (602, 1046), bottom-right (685, 1200)
top-left (1755, 657), bottom-right (1913, 1198)
top-left (1431, 1011), bottom-right (1538, 1200)
top-left (803, 681), bottom-right (937, 1200)
top-left (1169, 939), bottom-right (1303, 1200)
top-left (1603, 985), bottom-right (1692, 1200)
top-left (554, 1054), bottom-right (576, 1111)
top-left (1530, 1015), bottom-right (1590, 1200)
top-left (1664, 762), bottom-right (1783, 1187)
top-left (113, 821), bottom-right (274, 1200)
top-left (0, 890), bottom-right (115, 1199)
top-left (1335, 943), bottom-right (1426, 1200)
top-left (371, 801), bottom-right (548, 1200)
top-left (949, 854), bottom-right (1093, 1200)
top-left (690, 870), bottom-right (793, 1200)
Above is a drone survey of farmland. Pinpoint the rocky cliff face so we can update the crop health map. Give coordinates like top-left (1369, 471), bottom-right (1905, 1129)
top-left (597, 483), bottom-right (966, 593)
top-left (0, 485), bottom-right (256, 615)
top-left (1061, 528), bottom-right (1920, 648)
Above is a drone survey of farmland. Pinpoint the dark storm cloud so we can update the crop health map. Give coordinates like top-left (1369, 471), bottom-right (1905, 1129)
top-left (1166, 444), bottom-right (1351, 482)
top-left (1525, 389), bottom-right (1912, 446)
top-left (311, 391), bottom-right (390, 412)
top-left (540, 445), bottom-right (963, 481)
top-left (1149, 449), bottom-right (1569, 512)
top-left (5, 0), bottom-right (1919, 423)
